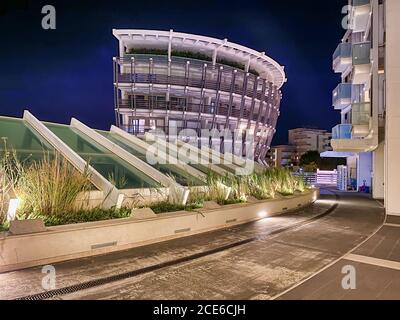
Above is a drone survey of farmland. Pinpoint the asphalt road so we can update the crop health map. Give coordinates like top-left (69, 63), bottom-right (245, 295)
top-left (0, 189), bottom-right (386, 300)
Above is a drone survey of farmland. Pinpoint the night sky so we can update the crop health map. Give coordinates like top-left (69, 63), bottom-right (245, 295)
top-left (0, 0), bottom-right (346, 145)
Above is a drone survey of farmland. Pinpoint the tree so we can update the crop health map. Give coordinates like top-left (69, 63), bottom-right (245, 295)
top-left (300, 150), bottom-right (347, 171)
top-left (300, 151), bottom-right (321, 167)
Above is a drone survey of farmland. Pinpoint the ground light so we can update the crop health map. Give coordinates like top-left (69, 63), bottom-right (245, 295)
top-left (257, 210), bottom-right (268, 219)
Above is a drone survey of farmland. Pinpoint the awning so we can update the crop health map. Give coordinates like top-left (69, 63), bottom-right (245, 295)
top-left (320, 151), bottom-right (356, 158)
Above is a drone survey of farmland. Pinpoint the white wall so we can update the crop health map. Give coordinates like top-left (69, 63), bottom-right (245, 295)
top-left (357, 152), bottom-right (372, 190)
top-left (385, 0), bottom-right (400, 216)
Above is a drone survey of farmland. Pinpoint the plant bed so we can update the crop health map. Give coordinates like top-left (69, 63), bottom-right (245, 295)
top-left (0, 188), bottom-right (319, 272)
top-left (147, 201), bottom-right (204, 214)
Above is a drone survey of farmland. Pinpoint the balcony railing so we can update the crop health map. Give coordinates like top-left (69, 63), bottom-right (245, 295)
top-left (351, 102), bottom-right (371, 126)
top-left (114, 56), bottom-right (275, 101)
top-left (332, 124), bottom-right (353, 140)
top-left (352, 42), bottom-right (371, 65)
top-left (332, 83), bottom-right (365, 109)
top-left (350, 0), bottom-right (371, 33)
top-left (332, 83), bottom-right (352, 109)
top-left (353, 0), bottom-right (370, 6)
top-left (116, 99), bottom-right (278, 125)
top-left (333, 43), bottom-right (352, 73)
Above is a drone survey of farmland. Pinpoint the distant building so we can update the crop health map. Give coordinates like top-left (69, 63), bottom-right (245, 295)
top-left (267, 145), bottom-right (299, 167)
top-left (288, 128), bottom-right (332, 155)
top-left (267, 128), bottom-right (331, 167)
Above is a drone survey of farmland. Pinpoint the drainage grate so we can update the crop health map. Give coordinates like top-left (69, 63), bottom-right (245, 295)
top-left (174, 228), bottom-right (191, 234)
top-left (226, 219), bottom-right (237, 224)
top-left (16, 238), bottom-right (254, 300)
top-left (91, 241), bottom-right (117, 250)
top-left (16, 189), bottom-right (339, 301)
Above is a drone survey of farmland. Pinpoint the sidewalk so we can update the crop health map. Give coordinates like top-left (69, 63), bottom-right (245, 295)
top-left (278, 211), bottom-right (400, 300)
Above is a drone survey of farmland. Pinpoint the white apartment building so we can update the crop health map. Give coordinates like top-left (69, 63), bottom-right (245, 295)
top-left (329, 0), bottom-right (400, 217)
top-left (289, 128), bottom-right (332, 155)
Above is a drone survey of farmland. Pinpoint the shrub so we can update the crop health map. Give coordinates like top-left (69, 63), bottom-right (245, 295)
top-left (206, 172), bottom-right (233, 205)
top-left (148, 201), bottom-right (203, 214)
top-left (246, 173), bottom-right (275, 200)
top-left (40, 207), bottom-right (132, 226)
top-left (126, 48), bottom-right (168, 56)
top-left (207, 167), bottom-right (308, 203)
top-left (125, 48), bottom-right (260, 75)
top-left (0, 146), bottom-right (92, 219)
top-left (0, 141), bottom-right (309, 229)
top-left (15, 153), bottom-right (92, 218)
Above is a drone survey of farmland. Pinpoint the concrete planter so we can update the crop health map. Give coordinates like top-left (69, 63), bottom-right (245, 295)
top-left (0, 189), bottom-right (319, 273)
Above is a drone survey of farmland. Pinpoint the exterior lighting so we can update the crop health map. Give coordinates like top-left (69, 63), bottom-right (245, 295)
top-left (7, 198), bottom-right (21, 221)
top-left (257, 210), bottom-right (268, 219)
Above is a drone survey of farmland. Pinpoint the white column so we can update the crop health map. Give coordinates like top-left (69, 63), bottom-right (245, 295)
top-left (119, 39), bottom-right (125, 57)
top-left (245, 57), bottom-right (251, 73)
top-left (385, 0), bottom-right (400, 216)
top-left (168, 29), bottom-right (173, 61)
top-left (212, 49), bottom-right (218, 65)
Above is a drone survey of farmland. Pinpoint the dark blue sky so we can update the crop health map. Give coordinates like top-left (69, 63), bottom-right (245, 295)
top-left (0, 0), bottom-right (346, 145)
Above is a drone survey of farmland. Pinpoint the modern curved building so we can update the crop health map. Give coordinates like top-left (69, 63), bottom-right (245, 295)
top-left (112, 29), bottom-right (286, 161)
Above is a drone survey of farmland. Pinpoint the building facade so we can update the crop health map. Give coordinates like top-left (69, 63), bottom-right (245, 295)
top-left (330, 0), bottom-right (400, 216)
top-left (267, 145), bottom-right (299, 168)
top-left (112, 29), bottom-right (286, 161)
top-left (288, 128), bottom-right (332, 156)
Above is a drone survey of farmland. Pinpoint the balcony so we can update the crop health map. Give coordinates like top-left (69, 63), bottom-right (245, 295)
top-left (333, 83), bottom-right (365, 110)
top-left (352, 42), bottom-right (371, 84)
top-left (352, 102), bottom-right (371, 138)
top-left (351, 0), bottom-right (371, 33)
top-left (333, 43), bottom-right (352, 73)
top-left (351, 102), bottom-right (371, 125)
top-left (353, 0), bottom-right (370, 5)
top-left (332, 124), bottom-right (352, 140)
top-left (330, 102), bottom-right (376, 152)
top-left (331, 136), bottom-right (376, 153)
top-left (331, 126), bottom-right (376, 153)
top-left (332, 83), bottom-right (352, 110)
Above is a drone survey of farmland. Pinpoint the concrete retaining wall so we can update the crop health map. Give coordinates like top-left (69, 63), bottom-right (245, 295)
top-left (0, 189), bottom-right (319, 273)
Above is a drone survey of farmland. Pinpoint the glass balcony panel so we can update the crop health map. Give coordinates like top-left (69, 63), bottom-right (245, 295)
top-left (333, 43), bottom-right (352, 73)
top-left (332, 83), bottom-right (352, 109)
top-left (333, 43), bottom-right (352, 61)
top-left (332, 124), bottom-right (353, 140)
top-left (353, 0), bottom-right (370, 7)
top-left (351, 84), bottom-right (364, 103)
top-left (351, 102), bottom-right (371, 125)
top-left (352, 42), bottom-right (371, 65)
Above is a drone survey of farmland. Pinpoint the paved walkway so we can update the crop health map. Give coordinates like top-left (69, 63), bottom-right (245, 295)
top-left (278, 212), bottom-right (400, 300)
top-left (0, 190), bottom-right (385, 300)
